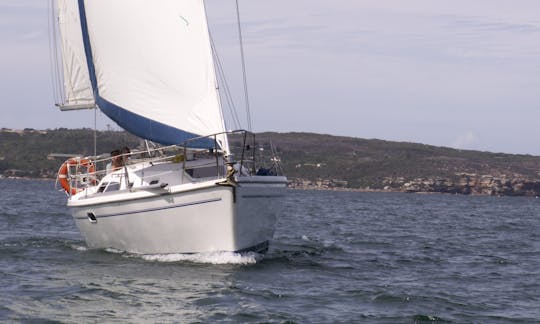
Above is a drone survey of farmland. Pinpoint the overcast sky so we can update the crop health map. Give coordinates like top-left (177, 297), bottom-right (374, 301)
top-left (1, 0), bottom-right (539, 155)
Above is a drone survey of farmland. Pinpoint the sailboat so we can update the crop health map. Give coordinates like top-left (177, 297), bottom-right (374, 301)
top-left (51, 0), bottom-right (287, 254)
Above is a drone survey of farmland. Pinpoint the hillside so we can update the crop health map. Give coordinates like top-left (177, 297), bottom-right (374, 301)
top-left (2, 128), bottom-right (540, 195)
top-left (0, 128), bottom-right (140, 178)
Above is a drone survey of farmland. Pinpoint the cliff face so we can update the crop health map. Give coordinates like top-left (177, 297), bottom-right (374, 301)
top-left (394, 174), bottom-right (540, 196)
top-left (288, 174), bottom-right (540, 196)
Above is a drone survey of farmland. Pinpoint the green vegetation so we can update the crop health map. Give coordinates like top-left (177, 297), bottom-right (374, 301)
top-left (2, 128), bottom-right (540, 191)
top-left (0, 128), bottom-right (139, 178)
top-left (254, 132), bottom-right (540, 189)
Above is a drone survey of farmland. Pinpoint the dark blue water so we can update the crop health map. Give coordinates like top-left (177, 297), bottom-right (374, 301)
top-left (1, 179), bottom-right (539, 323)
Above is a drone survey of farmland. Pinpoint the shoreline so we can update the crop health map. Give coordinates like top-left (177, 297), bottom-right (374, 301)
top-left (0, 176), bottom-right (55, 181)
top-left (273, 185), bottom-right (539, 197)
top-left (3, 177), bottom-right (538, 198)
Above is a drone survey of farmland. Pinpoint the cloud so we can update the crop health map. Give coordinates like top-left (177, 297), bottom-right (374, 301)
top-left (451, 131), bottom-right (480, 150)
top-left (2, 0), bottom-right (540, 154)
top-left (0, 0), bottom-right (45, 10)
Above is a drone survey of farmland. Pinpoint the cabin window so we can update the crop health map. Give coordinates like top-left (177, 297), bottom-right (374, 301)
top-left (105, 182), bottom-right (121, 192)
top-left (98, 181), bottom-right (121, 193)
top-left (185, 166), bottom-right (220, 178)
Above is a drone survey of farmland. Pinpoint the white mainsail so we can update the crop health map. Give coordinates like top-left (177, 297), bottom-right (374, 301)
top-left (79, 0), bottom-right (228, 148)
top-left (57, 0), bottom-right (95, 110)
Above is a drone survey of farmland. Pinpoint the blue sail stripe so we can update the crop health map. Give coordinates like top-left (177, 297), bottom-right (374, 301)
top-left (95, 96), bottom-right (214, 147)
top-left (77, 0), bottom-right (97, 93)
top-left (77, 0), bottom-right (214, 147)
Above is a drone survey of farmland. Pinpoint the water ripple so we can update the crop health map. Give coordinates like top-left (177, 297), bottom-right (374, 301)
top-left (1, 180), bottom-right (540, 322)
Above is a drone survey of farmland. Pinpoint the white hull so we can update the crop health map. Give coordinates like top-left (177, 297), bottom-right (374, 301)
top-left (69, 176), bottom-right (287, 254)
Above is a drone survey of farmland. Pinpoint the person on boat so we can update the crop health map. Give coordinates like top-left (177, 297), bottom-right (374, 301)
top-left (120, 146), bottom-right (131, 165)
top-left (106, 149), bottom-right (122, 173)
top-left (106, 147), bottom-right (131, 173)
top-left (107, 147), bottom-right (131, 173)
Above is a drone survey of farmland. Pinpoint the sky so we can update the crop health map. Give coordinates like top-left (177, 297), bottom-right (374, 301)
top-left (1, 0), bottom-right (540, 155)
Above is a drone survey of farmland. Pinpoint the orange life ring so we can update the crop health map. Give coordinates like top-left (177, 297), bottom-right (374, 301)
top-left (57, 158), bottom-right (96, 195)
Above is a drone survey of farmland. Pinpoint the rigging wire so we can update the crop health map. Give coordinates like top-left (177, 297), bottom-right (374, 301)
top-left (210, 34), bottom-right (242, 130)
top-left (47, 0), bottom-right (62, 105)
top-left (46, 0), bottom-right (56, 101)
top-left (235, 0), bottom-right (253, 132)
top-left (53, 2), bottom-right (64, 103)
top-left (94, 108), bottom-right (97, 157)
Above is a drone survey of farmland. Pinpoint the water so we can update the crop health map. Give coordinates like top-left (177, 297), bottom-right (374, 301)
top-left (1, 179), bottom-right (539, 323)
